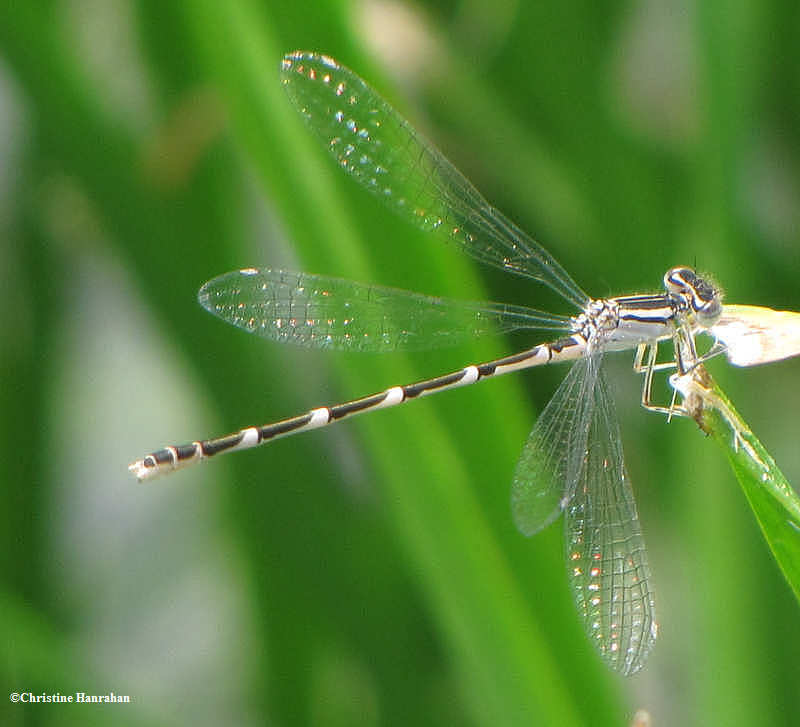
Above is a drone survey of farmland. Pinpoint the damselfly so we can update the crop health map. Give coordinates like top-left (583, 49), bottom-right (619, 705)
top-left (130, 52), bottom-right (726, 675)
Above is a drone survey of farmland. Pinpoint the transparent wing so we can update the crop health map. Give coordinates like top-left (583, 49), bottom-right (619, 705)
top-left (280, 51), bottom-right (590, 311)
top-left (510, 353), bottom-right (599, 536)
top-left (199, 268), bottom-right (573, 353)
top-left (565, 370), bottom-right (657, 675)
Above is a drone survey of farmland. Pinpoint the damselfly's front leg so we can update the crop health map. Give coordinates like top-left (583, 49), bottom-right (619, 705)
top-left (634, 315), bottom-right (728, 420)
top-left (673, 317), bottom-right (730, 373)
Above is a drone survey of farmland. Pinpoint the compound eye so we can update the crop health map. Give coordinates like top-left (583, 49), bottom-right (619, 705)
top-left (664, 266), bottom-right (722, 327)
top-left (695, 296), bottom-right (722, 326)
top-left (664, 266), bottom-right (696, 295)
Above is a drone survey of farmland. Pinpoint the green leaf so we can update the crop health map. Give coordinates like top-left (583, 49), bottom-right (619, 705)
top-left (672, 366), bottom-right (800, 603)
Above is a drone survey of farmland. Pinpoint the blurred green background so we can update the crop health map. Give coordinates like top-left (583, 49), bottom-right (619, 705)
top-left (1, 1), bottom-right (799, 725)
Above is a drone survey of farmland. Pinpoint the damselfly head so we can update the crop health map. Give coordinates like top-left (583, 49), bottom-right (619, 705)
top-left (664, 266), bottom-right (722, 327)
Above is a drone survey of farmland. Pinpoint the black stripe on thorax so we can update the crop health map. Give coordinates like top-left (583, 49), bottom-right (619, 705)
top-left (617, 296), bottom-right (676, 325)
top-left (619, 309), bottom-right (674, 324)
top-left (614, 294), bottom-right (672, 309)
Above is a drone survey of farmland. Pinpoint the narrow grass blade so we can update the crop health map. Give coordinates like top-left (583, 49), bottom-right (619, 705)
top-left (672, 366), bottom-right (800, 603)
